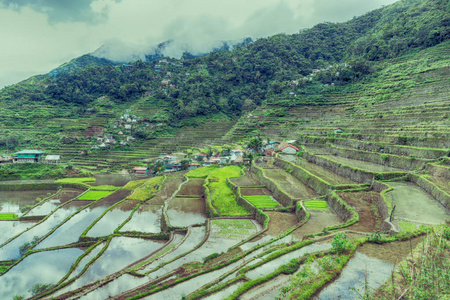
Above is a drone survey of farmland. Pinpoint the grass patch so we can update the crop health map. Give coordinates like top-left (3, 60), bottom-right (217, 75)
top-left (55, 177), bottom-right (96, 186)
top-left (397, 221), bottom-right (417, 232)
top-left (187, 166), bottom-right (219, 178)
top-left (123, 179), bottom-right (148, 190)
top-left (207, 166), bottom-right (249, 216)
top-left (244, 195), bottom-right (279, 209)
top-left (304, 200), bottom-right (329, 211)
top-left (0, 213), bottom-right (19, 220)
top-left (89, 185), bottom-right (121, 191)
top-left (127, 176), bottom-right (165, 201)
top-left (78, 191), bottom-right (112, 200)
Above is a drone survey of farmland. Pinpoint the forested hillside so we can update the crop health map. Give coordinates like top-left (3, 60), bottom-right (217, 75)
top-left (0, 0), bottom-right (449, 150)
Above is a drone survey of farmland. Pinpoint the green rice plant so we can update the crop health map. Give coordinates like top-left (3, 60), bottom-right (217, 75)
top-left (55, 177), bottom-right (96, 186)
top-left (244, 195), bottom-right (279, 209)
top-left (78, 191), bottom-right (112, 200)
top-left (207, 166), bottom-right (249, 216)
top-left (397, 221), bottom-right (417, 232)
top-left (304, 200), bottom-right (329, 211)
top-left (186, 166), bottom-right (219, 178)
top-left (89, 185), bottom-right (120, 191)
top-left (127, 176), bottom-right (165, 201)
top-left (123, 179), bottom-right (148, 190)
top-left (0, 213), bottom-right (19, 220)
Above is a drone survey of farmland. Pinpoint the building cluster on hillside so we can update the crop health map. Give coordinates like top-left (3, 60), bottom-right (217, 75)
top-left (0, 150), bottom-right (60, 164)
top-left (133, 140), bottom-right (300, 176)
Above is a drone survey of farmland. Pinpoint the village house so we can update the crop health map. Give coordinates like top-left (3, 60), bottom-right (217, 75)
top-left (45, 155), bottom-right (61, 164)
top-left (133, 167), bottom-right (149, 176)
top-left (279, 144), bottom-right (300, 154)
top-left (13, 150), bottom-right (45, 163)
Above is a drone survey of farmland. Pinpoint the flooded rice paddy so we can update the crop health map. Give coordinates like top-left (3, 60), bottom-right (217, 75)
top-left (120, 203), bottom-right (162, 233)
top-left (166, 197), bottom-right (207, 227)
top-left (0, 201), bottom-right (90, 259)
top-left (90, 174), bottom-right (132, 187)
top-left (26, 188), bottom-right (83, 216)
top-left (0, 189), bottom-right (56, 215)
top-left (264, 168), bottom-right (317, 199)
top-left (386, 182), bottom-right (449, 224)
top-left (0, 248), bottom-right (84, 299)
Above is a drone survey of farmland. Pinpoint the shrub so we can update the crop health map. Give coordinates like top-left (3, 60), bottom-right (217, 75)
top-left (332, 232), bottom-right (350, 253)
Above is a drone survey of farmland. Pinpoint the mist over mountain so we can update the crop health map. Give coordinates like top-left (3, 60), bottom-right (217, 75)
top-left (91, 37), bottom-right (253, 63)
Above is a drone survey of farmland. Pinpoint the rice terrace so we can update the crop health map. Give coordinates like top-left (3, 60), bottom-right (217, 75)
top-left (1, 0), bottom-right (450, 299)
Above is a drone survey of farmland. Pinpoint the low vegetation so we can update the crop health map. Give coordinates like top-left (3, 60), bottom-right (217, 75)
top-left (0, 213), bottom-right (19, 220)
top-left (77, 190), bottom-right (113, 200)
top-left (127, 176), bottom-right (164, 201)
top-left (207, 166), bottom-right (249, 215)
top-left (244, 195), bottom-right (279, 209)
top-left (303, 200), bottom-right (329, 211)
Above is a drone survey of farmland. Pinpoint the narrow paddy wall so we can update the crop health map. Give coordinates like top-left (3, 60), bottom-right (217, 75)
top-left (426, 163), bottom-right (450, 180)
top-left (303, 150), bottom-right (405, 183)
top-left (409, 174), bottom-right (450, 210)
top-left (274, 155), bottom-right (331, 195)
top-left (329, 145), bottom-right (434, 171)
top-left (333, 138), bottom-right (449, 159)
top-left (251, 161), bottom-right (295, 206)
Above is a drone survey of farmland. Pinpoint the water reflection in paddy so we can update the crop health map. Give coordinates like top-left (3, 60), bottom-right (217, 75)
top-left (67, 242), bottom-right (106, 281)
top-left (35, 205), bottom-right (107, 249)
top-left (90, 174), bottom-right (132, 187)
top-left (0, 190), bottom-right (56, 215)
top-left (55, 237), bottom-right (165, 295)
top-left (86, 201), bottom-right (137, 237)
top-left (167, 197), bottom-right (207, 227)
top-left (0, 248), bottom-right (84, 299)
top-left (0, 220), bottom-right (35, 245)
top-left (0, 201), bottom-right (89, 260)
top-left (26, 188), bottom-right (83, 216)
top-left (121, 204), bottom-right (162, 233)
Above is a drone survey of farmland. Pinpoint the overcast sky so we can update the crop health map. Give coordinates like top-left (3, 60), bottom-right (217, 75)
top-left (0, 0), bottom-right (398, 89)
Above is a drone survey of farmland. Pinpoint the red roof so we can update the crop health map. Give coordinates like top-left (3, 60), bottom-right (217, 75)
top-left (133, 167), bottom-right (148, 171)
top-left (279, 144), bottom-right (300, 152)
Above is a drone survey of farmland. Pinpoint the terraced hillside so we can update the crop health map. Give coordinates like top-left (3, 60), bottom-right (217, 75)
top-left (1, 126), bottom-right (448, 300)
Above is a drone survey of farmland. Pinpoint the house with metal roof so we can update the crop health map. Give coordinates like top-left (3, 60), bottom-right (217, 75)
top-left (13, 150), bottom-right (44, 163)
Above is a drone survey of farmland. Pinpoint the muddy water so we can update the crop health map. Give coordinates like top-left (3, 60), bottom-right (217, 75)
top-left (319, 155), bottom-right (403, 172)
top-left (283, 155), bottom-right (356, 185)
top-left (0, 248), bottom-right (84, 299)
top-left (241, 188), bottom-right (272, 196)
top-left (246, 243), bottom-right (332, 280)
top-left (314, 252), bottom-right (393, 300)
top-left (240, 274), bottom-right (289, 300)
top-left (90, 174), bottom-right (132, 187)
top-left (26, 189), bottom-right (83, 216)
top-left (264, 168), bottom-right (317, 199)
top-left (142, 227), bottom-right (205, 273)
top-left (202, 282), bottom-right (244, 300)
top-left (35, 205), bottom-right (109, 249)
top-left (387, 182), bottom-right (449, 224)
top-left (86, 204), bottom-right (136, 237)
top-left (54, 237), bottom-right (165, 296)
top-left (0, 201), bottom-right (89, 259)
top-left (120, 204), bottom-right (162, 233)
top-left (292, 210), bottom-right (341, 239)
top-left (265, 212), bottom-right (298, 237)
top-left (0, 190), bottom-right (56, 215)
top-left (167, 197), bottom-right (207, 227)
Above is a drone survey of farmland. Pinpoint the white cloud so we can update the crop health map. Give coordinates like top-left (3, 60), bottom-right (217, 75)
top-left (0, 0), bottom-right (399, 88)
